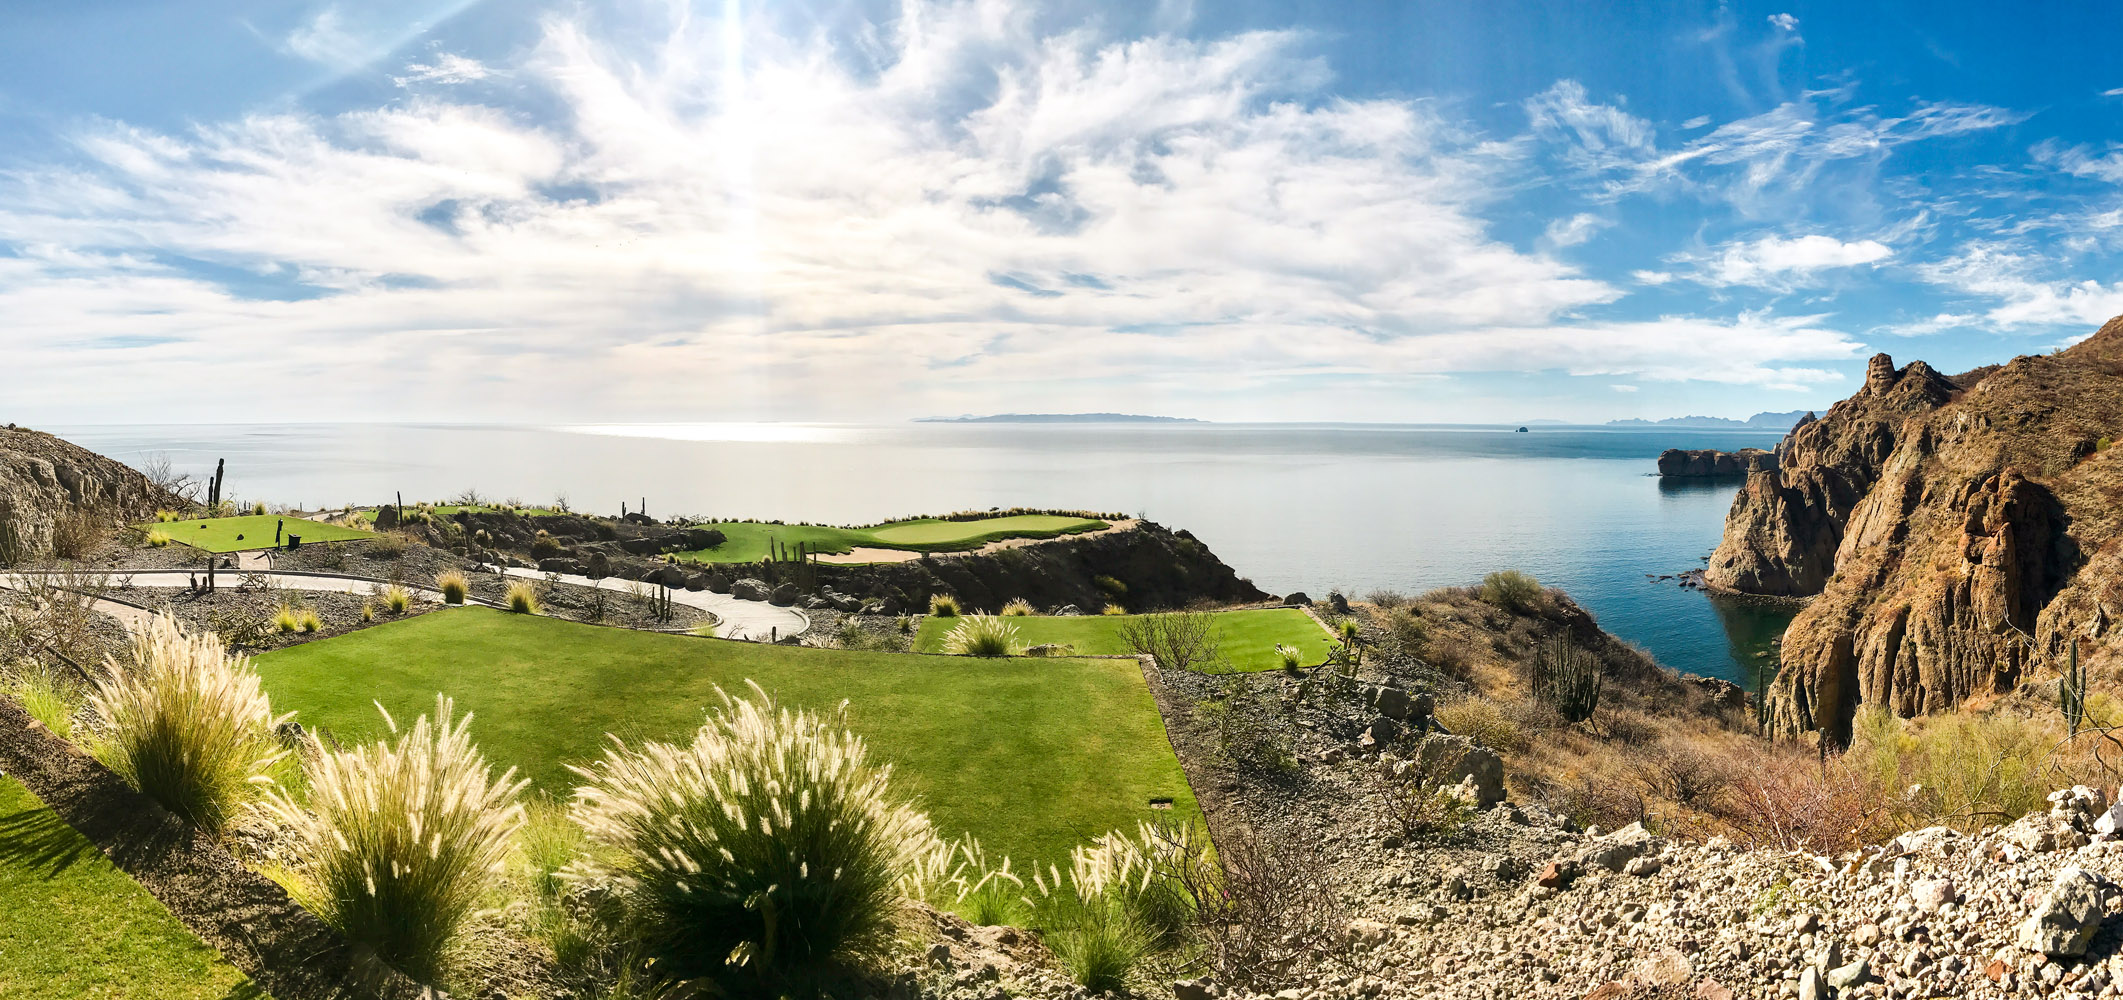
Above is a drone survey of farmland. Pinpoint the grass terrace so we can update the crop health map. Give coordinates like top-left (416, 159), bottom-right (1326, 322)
top-left (917, 607), bottom-right (1336, 673)
top-left (254, 607), bottom-right (1195, 868)
top-left (675, 513), bottom-right (1109, 563)
top-left (140, 514), bottom-right (374, 553)
top-left (0, 778), bottom-right (265, 998)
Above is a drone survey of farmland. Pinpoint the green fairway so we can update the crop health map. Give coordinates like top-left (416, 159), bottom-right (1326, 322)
top-left (917, 608), bottom-right (1335, 673)
top-left (675, 514), bottom-right (1107, 563)
top-left (254, 608), bottom-right (1196, 868)
top-left (0, 778), bottom-right (265, 999)
top-left (142, 514), bottom-right (373, 553)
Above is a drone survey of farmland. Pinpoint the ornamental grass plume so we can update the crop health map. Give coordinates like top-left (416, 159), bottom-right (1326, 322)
top-left (941, 615), bottom-right (1024, 657)
top-left (256, 695), bottom-right (527, 985)
top-left (567, 681), bottom-right (940, 987)
top-left (505, 580), bottom-right (540, 615)
top-left (88, 612), bottom-right (291, 830)
top-left (435, 570), bottom-right (469, 605)
top-left (999, 598), bottom-right (1035, 617)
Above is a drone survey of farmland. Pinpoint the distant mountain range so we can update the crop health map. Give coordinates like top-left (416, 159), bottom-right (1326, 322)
top-left (1605, 410), bottom-right (1812, 429)
top-left (915, 412), bottom-right (1206, 424)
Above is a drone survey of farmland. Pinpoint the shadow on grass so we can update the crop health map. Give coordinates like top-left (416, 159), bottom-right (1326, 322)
top-left (215, 983), bottom-right (269, 1000)
top-left (0, 804), bottom-right (95, 877)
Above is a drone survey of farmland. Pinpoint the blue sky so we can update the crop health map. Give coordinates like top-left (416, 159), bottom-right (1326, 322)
top-left (2, 0), bottom-right (2120, 424)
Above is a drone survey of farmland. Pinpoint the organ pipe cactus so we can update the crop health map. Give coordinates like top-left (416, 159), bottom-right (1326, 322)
top-left (2062, 638), bottom-right (2086, 736)
top-left (1533, 634), bottom-right (1603, 724)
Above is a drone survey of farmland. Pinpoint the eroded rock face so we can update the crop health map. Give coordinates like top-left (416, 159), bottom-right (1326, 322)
top-left (1730, 319), bottom-right (2123, 741)
top-left (0, 425), bottom-right (171, 558)
top-left (1656, 447), bottom-right (1780, 477)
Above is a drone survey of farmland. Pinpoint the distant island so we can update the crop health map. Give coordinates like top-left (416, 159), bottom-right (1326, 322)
top-left (916, 413), bottom-right (1206, 424)
top-left (1607, 409), bottom-right (1811, 429)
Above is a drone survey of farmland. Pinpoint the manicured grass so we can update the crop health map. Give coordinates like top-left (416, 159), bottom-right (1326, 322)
top-left (916, 608), bottom-right (1335, 673)
top-left (675, 514), bottom-right (1108, 563)
top-left (254, 608), bottom-right (1197, 869)
top-left (0, 777), bottom-right (265, 999)
top-left (138, 514), bottom-right (373, 554)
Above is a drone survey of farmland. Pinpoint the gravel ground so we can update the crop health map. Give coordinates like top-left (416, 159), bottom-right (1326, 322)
top-left (115, 585), bottom-right (441, 653)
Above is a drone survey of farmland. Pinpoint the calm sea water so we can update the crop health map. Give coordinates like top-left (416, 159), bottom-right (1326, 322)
top-left (49, 422), bottom-right (1794, 684)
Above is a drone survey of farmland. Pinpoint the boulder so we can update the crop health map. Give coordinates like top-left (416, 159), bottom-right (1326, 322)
top-left (1371, 684), bottom-right (1415, 721)
top-left (585, 550), bottom-right (612, 579)
top-left (1414, 734), bottom-right (1505, 807)
top-left (618, 536), bottom-right (662, 555)
top-left (1911, 878), bottom-right (1957, 914)
top-left (704, 572), bottom-right (731, 593)
top-left (1282, 592), bottom-right (1310, 607)
top-left (1054, 604), bottom-right (1082, 616)
top-left (2018, 866), bottom-right (2106, 957)
top-left (1578, 822), bottom-right (1660, 873)
top-left (1171, 981), bottom-right (1215, 1000)
top-left (731, 578), bottom-right (772, 602)
top-left (683, 573), bottom-right (709, 592)
top-left (769, 583), bottom-right (799, 606)
top-left (651, 565), bottom-right (689, 588)
top-left (683, 527), bottom-right (727, 550)
top-left (372, 505), bottom-right (400, 531)
top-left (537, 557), bottom-right (586, 575)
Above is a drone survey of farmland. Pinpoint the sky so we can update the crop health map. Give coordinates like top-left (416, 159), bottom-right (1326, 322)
top-left (2, 0), bottom-right (2121, 425)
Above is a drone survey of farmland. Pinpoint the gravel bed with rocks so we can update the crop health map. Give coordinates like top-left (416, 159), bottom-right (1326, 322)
top-left (459, 570), bottom-right (712, 632)
top-left (117, 586), bottom-right (441, 652)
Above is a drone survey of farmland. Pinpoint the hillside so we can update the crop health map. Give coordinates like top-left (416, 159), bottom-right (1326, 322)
top-left (1706, 318), bottom-right (2123, 741)
top-left (0, 425), bottom-right (172, 561)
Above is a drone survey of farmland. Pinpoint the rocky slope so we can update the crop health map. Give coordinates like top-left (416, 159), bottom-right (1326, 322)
top-left (1703, 319), bottom-right (2123, 741)
top-left (0, 424), bottom-right (172, 560)
top-left (1659, 448), bottom-right (1781, 477)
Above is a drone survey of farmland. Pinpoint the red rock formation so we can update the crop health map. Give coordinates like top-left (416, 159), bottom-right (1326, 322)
top-left (1708, 318), bottom-right (2123, 741)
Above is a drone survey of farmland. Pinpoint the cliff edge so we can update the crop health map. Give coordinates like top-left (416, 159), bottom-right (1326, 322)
top-left (1706, 318), bottom-right (2123, 741)
top-left (0, 424), bottom-right (171, 560)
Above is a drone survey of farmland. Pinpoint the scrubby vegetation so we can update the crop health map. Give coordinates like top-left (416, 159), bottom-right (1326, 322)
top-left (941, 614), bottom-right (1024, 656)
top-left (505, 580), bottom-right (541, 614)
top-left (927, 592), bottom-right (962, 617)
top-left (435, 569), bottom-right (469, 605)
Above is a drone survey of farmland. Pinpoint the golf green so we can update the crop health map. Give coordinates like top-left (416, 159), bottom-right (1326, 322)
top-left (143, 514), bottom-right (373, 553)
top-left (255, 608), bottom-right (1199, 869)
top-left (917, 608), bottom-right (1335, 673)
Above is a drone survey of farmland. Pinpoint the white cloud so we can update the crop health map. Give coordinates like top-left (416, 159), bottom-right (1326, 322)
top-left (285, 6), bottom-right (360, 66)
top-left (1611, 384), bottom-right (1639, 392)
top-left (1767, 13), bottom-right (1800, 32)
top-left (2104, 88), bottom-right (2123, 98)
top-left (2032, 139), bottom-right (2123, 184)
top-left (1686, 234), bottom-right (1891, 288)
top-left (1680, 115), bottom-right (1711, 130)
top-left (1632, 270), bottom-right (1674, 285)
top-left (1541, 213), bottom-right (1609, 249)
top-left (0, 1), bottom-right (1870, 422)
top-left (394, 53), bottom-right (492, 86)
top-left (1912, 245), bottom-right (2123, 331)
top-left (1524, 80), bottom-right (1655, 174)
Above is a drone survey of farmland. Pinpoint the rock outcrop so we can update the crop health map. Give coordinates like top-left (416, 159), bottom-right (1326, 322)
top-left (0, 425), bottom-right (172, 559)
top-left (1656, 447), bottom-right (1781, 477)
top-left (1704, 319), bottom-right (2123, 741)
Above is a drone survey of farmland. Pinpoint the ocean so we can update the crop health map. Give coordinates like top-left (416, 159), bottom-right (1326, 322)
top-left (48, 421), bottom-right (1795, 685)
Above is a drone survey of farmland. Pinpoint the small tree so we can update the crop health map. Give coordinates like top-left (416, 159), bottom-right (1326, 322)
top-left (1531, 633), bottom-right (1603, 723)
top-left (1118, 610), bottom-right (1224, 673)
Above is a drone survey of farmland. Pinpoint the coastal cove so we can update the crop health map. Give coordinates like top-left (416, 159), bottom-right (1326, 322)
top-left (51, 421), bottom-right (1794, 685)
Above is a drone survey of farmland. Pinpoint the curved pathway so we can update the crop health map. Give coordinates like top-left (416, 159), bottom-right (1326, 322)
top-left (3, 566), bottom-right (810, 644)
top-left (496, 566), bottom-right (808, 642)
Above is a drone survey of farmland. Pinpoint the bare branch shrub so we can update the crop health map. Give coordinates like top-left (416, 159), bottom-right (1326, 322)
top-left (1633, 736), bottom-right (1734, 806)
top-left (1119, 609), bottom-right (1225, 673)
top-left (1181, 823), bottom-right (1347, 992)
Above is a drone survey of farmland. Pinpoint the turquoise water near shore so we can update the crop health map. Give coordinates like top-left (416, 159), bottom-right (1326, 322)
top-left (49, 422), bottom-right (1795, 685)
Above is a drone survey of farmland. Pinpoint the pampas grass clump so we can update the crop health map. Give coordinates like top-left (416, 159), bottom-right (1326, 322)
top-left (145, 528), bottom-right (172, 547)
top-left (927, 593), bottom-right (962, 618)
top-left (258, 696), bottom-right (527, 985)
top-left (999, 598), bottom-right (1035, 617)
top-left (435, 570), bottom-right (469, 605)
top-left (567, 681), bottom-right (940, 986)
top-left (88, 613), bottom-right (290, 830)
top-left (381, 584), bottom-right (413, 614)
top-left (505, 581), bottom-right (540, 615)
top-left (273, 604), bottom-right (302, 633)
top-left (941, 616), bottom-right (1024, 657)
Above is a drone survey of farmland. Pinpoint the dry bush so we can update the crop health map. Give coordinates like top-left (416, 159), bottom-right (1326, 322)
top-left (1187, 823), bottom-right (1348, 992)
top-left (1597, 705), bottom-right (1661, 746)
top-left (1365, 589), bottom-right (1408, 610)
top-left (1719, 748), bottom-right (1891, 854)
top-left (49, 510), bottom-right (106, 560)
top-left (1424, 632), bottom-right (1482, 680)
top-left (1380, 609), bottom-right (1427, 659)
top-left (368, 531), bottom-right (411, 559)
top-left (1434, 696), bottom-right (1529, 755)
top-left (1529, 773), bottom-right (1648, 832)
top-left (1633, 736), bottom-right (1735, 807)
top-left (1479, 570), bottom-right (1544, 613)
top-left (1119, 610), bottom-right (1224, 673)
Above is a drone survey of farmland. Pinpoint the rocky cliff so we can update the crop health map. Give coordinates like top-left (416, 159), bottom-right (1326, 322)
top-left (1705, 319), bottom-right (2123, 741)
top-left (1656, 447), bottom-right (1781, 477)
top-left (0, 425), bottom-right (171, 560)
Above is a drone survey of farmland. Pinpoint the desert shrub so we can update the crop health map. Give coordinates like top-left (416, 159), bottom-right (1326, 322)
top-left (1101, 603), bottom-right (1127, 616)
top-left (999, 597), bottom-right (1035, 616)
top-left (531, 531), bottom-right (563, 559)
top-left (1634, 736), bottom-right (1734, 806)
top-left (258, 696), bottom-right (526, 985)
top-left (381, 584), bottom-right (413, 614)
top-left (435, 570), bottom-right (469, 605)
top-left (1197, 681), bottom-right (1296, 775)
top-left (297, 608), bottom-right (322, 634)
top-left (1721, 748), bottom-right (1888, 854)
top-left (145, 528), bottom-right (172, 548)
top-left (1479, 570), bottom-right (1543, 613)
top-left (272, 605), bottom-right (301, 633)
top-left (1841, 706), bottom-right (2050, 831)
top-left (359, 601), bottom-right (377, 623)
top-left (50, 509), bottom-right (105, 559)
top-left (567, 683), bottom-right (939, 986)
top-left (927, 593), bottom-right (962, 618)
top-left (369, 532), bottom-right (410, 559)
top-left (1381, 609), bottom-right (1427, 657)
top-left (1366, 589), bottom-right (1408, 609)
top-left (1044, 904), bottom-right (1151, 993)
top-left (1533, 774), bottom-right (1650, 833)
top-left (1424, 632), bottom-right (1481, 679)
top-left (1598, 705), bottom-right (1660, 746)
top-left (897, 614), bottom-right (914, 634)
top-left (155, 510), bottom-right (180, 523)
top-left (1092, 574), bottom-right (1127, 598)
top-left (250, 501), bottom-right (268, 516)
top-left (942, 616), bottom-right (1024, 657)
top-left (1434, 697), bottom-right (1528, 754)
top-left (9, 666), bottom-right (83, 739)
top-left (506, 581), bottom-right (541, 615)
top-left (88, 613), bottom-right (290, 830)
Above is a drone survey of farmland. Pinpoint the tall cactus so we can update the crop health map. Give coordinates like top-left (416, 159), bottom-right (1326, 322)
top-left (1533, 633), bottom-right (1604, 723)
top-left (2062, 637), bottom-right (2086, 736)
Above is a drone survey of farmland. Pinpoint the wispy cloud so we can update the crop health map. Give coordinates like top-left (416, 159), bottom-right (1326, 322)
top-left (1680, 233), bottom-right (1891, 289)
top-left (394, 53), bottom-right (492, 87)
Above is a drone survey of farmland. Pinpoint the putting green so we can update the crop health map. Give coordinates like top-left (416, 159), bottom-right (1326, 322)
top-left (141, 514), bottom-right (374, 553)
top-left (676, 514), bottom-right (1107, 563)
top-left (255, 608), bottom-right (1198, 869)
top-left (0, 778), bottom-right (265, 998)
top-left (918, 608), bottom-right (1335, 673)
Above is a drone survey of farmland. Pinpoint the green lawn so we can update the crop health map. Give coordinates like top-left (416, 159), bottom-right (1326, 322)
top-left (675, 514), bottom-right (1107, 563)
top-left (0, 778), bottom-right (265, 999)
top-left (917, 608), bottom-right (1335, 673)
top-left (142, 514), bottom-right (374, 553)
top-left (254, 608), bottom-right (1196, 869)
